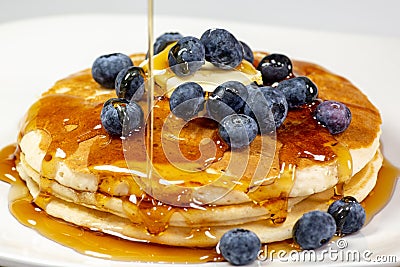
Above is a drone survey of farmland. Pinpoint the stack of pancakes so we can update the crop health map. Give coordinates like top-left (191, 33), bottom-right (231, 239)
top-left (15, 52), bottom-right (382, 247)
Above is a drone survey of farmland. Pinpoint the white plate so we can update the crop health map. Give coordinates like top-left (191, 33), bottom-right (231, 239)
top-left (0, 15), bottom-right (399, 267)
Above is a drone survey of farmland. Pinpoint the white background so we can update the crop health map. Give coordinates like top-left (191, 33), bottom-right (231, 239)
top-left (1, 0), bottom-right (400, 38)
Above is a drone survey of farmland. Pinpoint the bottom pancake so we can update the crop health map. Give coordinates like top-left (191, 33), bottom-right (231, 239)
top-left (16, 149), bottom-right (383, 247)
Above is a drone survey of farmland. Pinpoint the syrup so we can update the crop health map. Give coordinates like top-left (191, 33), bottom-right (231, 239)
top-left (146, 0), bottom-right (156, 199)
top-left (245, 100), bottom-right (352, 223)
top-left (0, 145), bottom-right (222, 263)
top-left (362, 159), bottom-right (399, 223)
top-left (1, 144), bottom-right (398, 262)
top-left (13, 57), bottom-right (354, 233)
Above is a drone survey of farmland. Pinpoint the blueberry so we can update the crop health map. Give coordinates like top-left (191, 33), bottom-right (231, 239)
top-left (92, 53), bottom-right (133, 88)
top-left (240, 41), bottom-right (254, 64)
top-left (244, 86), bottom-right (288, 132)
top-left (218, 228), bottom-right (261, 266)
top-left (218, 114), bottom-right (258, 149)
top-left (243, 86), bottom-right (275, 134)
top-left (243, 86), bottom-right (276, 134)
top-left (315, 101), bottom-right (352, 134)
top-left (115, 66), bottom-right (145, 101)
top-left (169, 82), bottom-right (205, 121)
top-left (293, 211), bottom-right (336, 250)
top-left (207, 81), bottom-right (248, 122)
top-left (257, 54), bottom-right (293, 85)
top-left (168, 36), bottom-right (205, 76)
top-left (100, 98), bottom-right (144, 136)
top-left (200, 28), bottom-right (244, 69)
top-left (275, 76), bottom-right (318, 108)
top-left (153, 32), bottom-right (183, 55)
top-left (261, 87), bottom-right (288, 128)
top-left (328, 196), bottom-right (366, 235)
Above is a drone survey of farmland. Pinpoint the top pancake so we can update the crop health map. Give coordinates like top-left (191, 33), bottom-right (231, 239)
top-left (18, 52), bottom-right (382, 207)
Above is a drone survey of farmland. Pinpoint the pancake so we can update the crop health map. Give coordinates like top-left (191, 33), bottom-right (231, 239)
top-left (15, 50), bottom-right (382, 247)
top-left (16, 150), bottom-right (383, 246)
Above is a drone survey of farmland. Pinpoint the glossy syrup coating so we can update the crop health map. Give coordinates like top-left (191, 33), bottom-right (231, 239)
top-left (19, 53), bottom-right (359, 221)
top-left (1, 145), bottom-right (398, 262)
top-left (115, 66), bottom-right (145, 101)
top-left (100, 98), bottom-right (144, 136)
top-left (9, 48), bottom-right (383, 254)
top-left (328, 196), bottom-right (366, 235)
top-left (168, 36), bottom-right (205, 76)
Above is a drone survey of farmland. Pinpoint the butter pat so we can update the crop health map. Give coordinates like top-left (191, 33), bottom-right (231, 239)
top-left (139, 42), bottom-right (262, 96)
top-left (165, 62), bottom-right (262, 95)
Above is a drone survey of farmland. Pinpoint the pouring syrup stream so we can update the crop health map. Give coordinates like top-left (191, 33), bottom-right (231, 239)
top-left (146, 0), bottom-right (155, 195)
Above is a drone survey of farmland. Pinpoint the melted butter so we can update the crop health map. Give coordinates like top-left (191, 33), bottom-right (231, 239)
top-left (165, 61), bottom-right (262, 94)
top-left (139, 42), bottom-right (262, 94)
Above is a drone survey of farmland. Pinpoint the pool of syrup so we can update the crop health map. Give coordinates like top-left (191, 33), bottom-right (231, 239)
top-left (0, 145), bottom-right (222, 263)
top-left (0, 144), bottom-right (398, 263)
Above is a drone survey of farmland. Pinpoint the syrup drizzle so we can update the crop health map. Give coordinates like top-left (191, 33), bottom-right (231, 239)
top-left (15, 33), bottom-right (357, 234)
top-left (146, 0), bottom-right (155, 198)
top-left (1, 144), bottom-right (398, 262)
top-left (0, 145), bottom-right (222, 263)
top-left (246, 100), bottom-right (352, 223)
top-left (13, 63), bottom-right (354, 235)
top-left (362, 159), bottom-right (399, 224)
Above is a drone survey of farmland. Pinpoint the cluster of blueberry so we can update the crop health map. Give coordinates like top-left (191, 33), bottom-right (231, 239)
top-left (166, 29), bottom-right (246, 76)
top-left (92, 53), bottom-right (146, 136)
top-left (165, 28), bottom-right (350, 149)
top-left (163, 29), bottom-right (295, 149)
top-left (257, 55), bottom-right (352, 135)
top-left (93, 28), bottom-right (351, 142)
top-left (293, 196), bottom-right (366, 249)
top-left (218, 196), bottom-right (366, 265)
